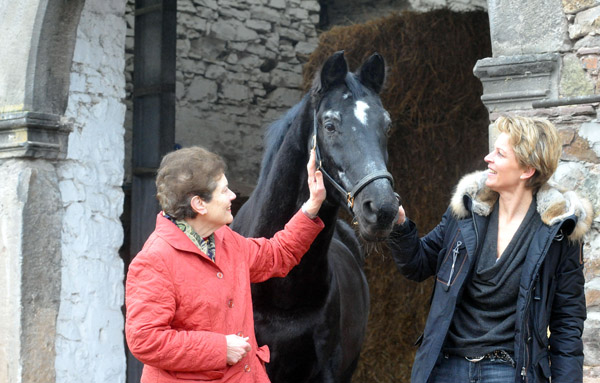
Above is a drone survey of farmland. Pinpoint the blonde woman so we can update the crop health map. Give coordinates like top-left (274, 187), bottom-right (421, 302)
top-left (389, 116), bottom-right (593, 383)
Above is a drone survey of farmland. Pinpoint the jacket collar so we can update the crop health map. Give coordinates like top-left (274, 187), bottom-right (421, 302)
top-left (154, 212), bottom-right (225, 260)
top-left (450, 171), bottom-right (593, 241)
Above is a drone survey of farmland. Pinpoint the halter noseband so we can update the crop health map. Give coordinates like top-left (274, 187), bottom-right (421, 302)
top-left (312, 110), bottom-right (396, 211)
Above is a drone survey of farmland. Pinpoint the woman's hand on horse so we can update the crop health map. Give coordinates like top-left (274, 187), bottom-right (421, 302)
top-left (396, 205), bottom-right (406, 225)
top-left (304, 148), bottom-right (326, 217)
top-left (225, 335), bottom-right (251, 365)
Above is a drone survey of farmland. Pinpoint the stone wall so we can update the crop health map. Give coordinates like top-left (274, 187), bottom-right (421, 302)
top-left (565, 4), bottom-right (600, 380)
top-left (54, 1), bottom-right (127, 382)
top-left (173, 0), bottom-right (320, 194)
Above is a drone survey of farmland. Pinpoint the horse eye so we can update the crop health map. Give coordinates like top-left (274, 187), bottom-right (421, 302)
top-left (324, 122), bottom-right (336, 132)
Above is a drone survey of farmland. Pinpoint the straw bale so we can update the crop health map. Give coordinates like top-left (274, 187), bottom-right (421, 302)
top-left (303, 9), bottom-right (491, 382)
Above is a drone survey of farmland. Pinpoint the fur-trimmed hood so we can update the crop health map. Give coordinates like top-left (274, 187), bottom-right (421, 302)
top-left (450, 171), bottom-right (594, 241)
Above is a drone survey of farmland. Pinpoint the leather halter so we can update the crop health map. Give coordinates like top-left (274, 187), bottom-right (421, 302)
top-left (312, 109), bottom-right (396, 211)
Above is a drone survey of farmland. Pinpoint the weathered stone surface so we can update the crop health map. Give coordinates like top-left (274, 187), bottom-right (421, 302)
top-left (570, 5), bottom-right (600, 39)
top-left (221, 82), bottom-right (251, 101)
top-left (563, 0), bottom-right (599, 14)
top-left (563, 133), bottom-right (600, 162)
top-left (580, 121), bottom-right (600, 158)
top-left (484, 0), bottom-right (567, 55)
top-left (266, 87), bottom-right (303, 108)
top-left (187, 77), bottom-right (218, 102)
top-left (189, 37), bottom-right (226, 61)
top-left (561, 54), bottom-right (595, 97)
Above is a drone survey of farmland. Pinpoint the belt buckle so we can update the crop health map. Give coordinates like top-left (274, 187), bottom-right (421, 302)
top-left (465, 355), bottom-right (485, 362)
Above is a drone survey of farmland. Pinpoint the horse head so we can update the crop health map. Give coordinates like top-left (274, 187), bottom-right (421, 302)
top-left (311, 51), bottom-right (399, 241)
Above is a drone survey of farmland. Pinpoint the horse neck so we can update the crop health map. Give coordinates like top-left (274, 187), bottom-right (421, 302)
top-left (245, 104), bottom-right (342, 307)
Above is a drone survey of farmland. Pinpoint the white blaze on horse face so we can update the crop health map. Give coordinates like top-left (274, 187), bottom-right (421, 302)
top-left (354, 101), bottom-right (369, 126)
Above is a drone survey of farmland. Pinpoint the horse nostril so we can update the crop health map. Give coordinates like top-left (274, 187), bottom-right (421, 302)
top-left (361, 199), bottom-right (378, 224)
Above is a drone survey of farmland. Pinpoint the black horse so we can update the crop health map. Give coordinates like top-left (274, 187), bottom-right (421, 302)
top-left (231, 51), bottom-right (399, 382)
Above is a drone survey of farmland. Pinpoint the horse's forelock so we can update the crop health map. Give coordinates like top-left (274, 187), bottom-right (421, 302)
top-left (311, 72), bottom-right (367, 109)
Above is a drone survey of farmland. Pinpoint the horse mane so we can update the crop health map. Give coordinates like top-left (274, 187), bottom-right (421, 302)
top-left (255, 93), bottom-right (310, 186)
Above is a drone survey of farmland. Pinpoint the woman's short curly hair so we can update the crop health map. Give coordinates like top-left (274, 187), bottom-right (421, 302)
top-left (494, 115), bottom-right (561, 192)
top-left (155, 146), bottom-right (226, 220)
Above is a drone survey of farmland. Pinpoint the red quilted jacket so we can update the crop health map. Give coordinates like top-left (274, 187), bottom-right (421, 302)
top-left (126, 210), bottom-right (324, 383)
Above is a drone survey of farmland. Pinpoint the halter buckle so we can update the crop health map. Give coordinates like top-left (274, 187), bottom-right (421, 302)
top-left (347, 193), bottom-right (354, 209)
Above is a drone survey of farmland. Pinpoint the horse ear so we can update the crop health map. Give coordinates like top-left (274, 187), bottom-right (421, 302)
top-left (319, 51), bottom-right (348, 92)
top-left (358, 53), bottom-right (385, 94)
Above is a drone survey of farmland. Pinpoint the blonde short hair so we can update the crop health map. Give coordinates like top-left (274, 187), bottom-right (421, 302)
top-left (495, 115), bottom-right (561, 191)
top-left (156, 146), bottom-right (226, 220)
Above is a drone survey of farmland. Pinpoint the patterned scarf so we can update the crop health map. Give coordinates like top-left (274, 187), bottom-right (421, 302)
top-left (163, 212), bottom-right (216, 262)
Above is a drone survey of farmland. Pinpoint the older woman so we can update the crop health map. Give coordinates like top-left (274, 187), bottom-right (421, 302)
top-left (389, 116), bottom-right (593, 383)
top-left (125, 146), bottom-right (325, 383)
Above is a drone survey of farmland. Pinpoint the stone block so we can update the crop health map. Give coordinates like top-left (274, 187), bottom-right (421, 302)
top-left (295, 41), bottom-right (317, 57)
top-left (180, 58), bottom-right (206, 75)
top-left (266, 87), bottom-right (303, 108)
top-left (210, 19), bottom-right (238, 40)
top-left (580, 121), bottom-right (600, 157)
top-left (229, 42), bottom-right (249, 51)
top-left (488, 0), bottom-right (567, 55)
top-left (288, 7), bottom-right (309, 20)
top-left (562, 0), bottom-right (598, 14)
top-left (269, 0), bottom-right (287, 9)
top-left (0, 112), bottom-right (71, 159)
top-left (193, 0), bottom-right (219, 10)
top-left (300, 0), bottom-right (320, 12)
top-left (205, 64), bottom-right (227, 80)
top-left (473, 54), bottom-right (560, 112)
top-left (583, 55), bottom-right (600, 70)
top-left (178, 0), bottom-right (196, 13)
top-left (278, 26), bottom-right (306, 42)
top-left (251, 6), bottom-right (281, 21)
top-left (246, 19), bottom-right (272, 32)
top-left (186, 77), bottom-right (218, 102)
top-left (570, 5), bottom-right (600, 39)
top-left (246, 43), bottom-right (267, 56)
top-left (219, 7), bottom-right (250, 21)
top-left (584, 314), bottom-right (600, 365)
top-left (221, 82), bottom-right (251, 102)
top-left (189, 37), bottom-right (226, 61)
top-left (561, 54), bottom-right (595, 97)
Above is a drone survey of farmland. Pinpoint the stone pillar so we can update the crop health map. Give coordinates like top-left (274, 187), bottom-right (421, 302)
top-left (0, 1), bottom-right (84, 382)
top-left (475, 1), bottom-right (600, 380)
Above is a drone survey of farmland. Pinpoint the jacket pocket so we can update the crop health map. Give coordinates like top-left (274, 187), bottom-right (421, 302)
top-left (534, 354), bottom-right (551, 382)
top-left (436, 237), bottom-right (466, 291)
top-left (171, 369), bottom-right (226, 381)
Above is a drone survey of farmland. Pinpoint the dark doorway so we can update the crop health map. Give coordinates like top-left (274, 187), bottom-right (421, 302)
top-left (122, 1), bottom-right (176, 382)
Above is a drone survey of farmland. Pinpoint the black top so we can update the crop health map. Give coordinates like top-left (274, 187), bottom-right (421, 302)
top-left (444, 198), bottom-right (541, 357)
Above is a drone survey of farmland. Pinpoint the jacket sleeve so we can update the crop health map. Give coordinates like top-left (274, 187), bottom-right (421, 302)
top-left (125, 247), bottom-right (228, 372)
top-left (388, 208), bottom-right (451, 282)
top-left (239, 209), bottom-right (324, 283)
top-left (548, 241), bottom-right (586, 383)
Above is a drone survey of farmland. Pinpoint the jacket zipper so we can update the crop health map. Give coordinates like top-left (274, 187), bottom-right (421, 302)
top-left (446, 240), bottom-right (463, 285)
top-left (519, 227), bottom-right (559, 382)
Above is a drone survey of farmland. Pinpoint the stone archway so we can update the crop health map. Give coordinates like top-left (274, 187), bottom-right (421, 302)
top-left (0, 1), bottom-right (84, 382)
